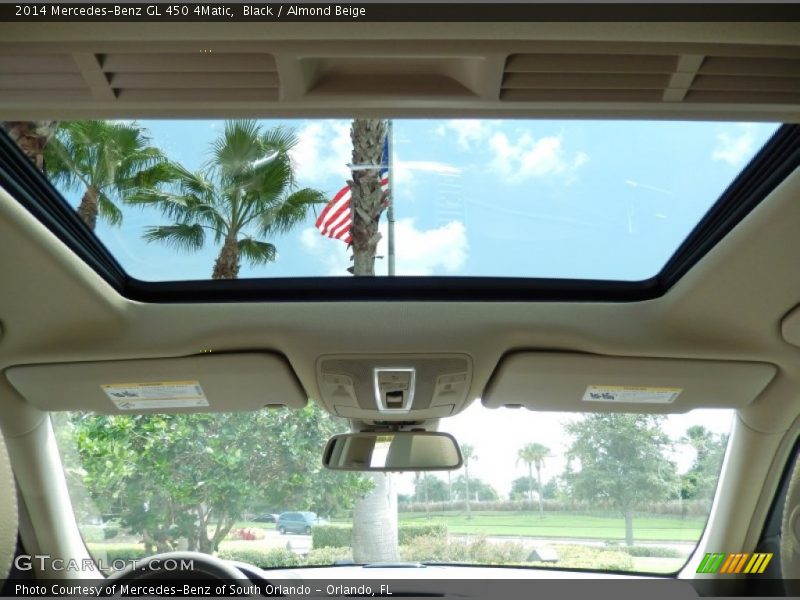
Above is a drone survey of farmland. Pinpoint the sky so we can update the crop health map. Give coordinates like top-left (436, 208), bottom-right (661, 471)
top-left (72, 118), bottom-right (781, 282)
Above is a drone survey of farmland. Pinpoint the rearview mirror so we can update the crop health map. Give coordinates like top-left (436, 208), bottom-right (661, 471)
top-left (323, 431), bottom-right (463, 472)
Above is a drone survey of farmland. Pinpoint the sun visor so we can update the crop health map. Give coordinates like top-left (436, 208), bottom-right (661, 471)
top-left (4, 353), bottom-right (307, 413)
top-left (781, 304), bottom-right (800, 348)
top-left (483, 352), bottom-right (776, 413)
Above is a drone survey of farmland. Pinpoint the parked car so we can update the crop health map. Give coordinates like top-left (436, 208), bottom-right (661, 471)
top-left (276, 511), bottom-right (327, 535)
top-left (252, 513), bottom-right (278, 523)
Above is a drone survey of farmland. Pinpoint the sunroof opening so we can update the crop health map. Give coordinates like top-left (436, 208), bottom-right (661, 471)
top-left (2, 119), bottom-right (782, 282)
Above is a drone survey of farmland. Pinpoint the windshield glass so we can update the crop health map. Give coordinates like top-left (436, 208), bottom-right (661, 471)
top-left (5, 119), bottom-right (779, 281)
top-left (53, 405), bottom-right (731, 574)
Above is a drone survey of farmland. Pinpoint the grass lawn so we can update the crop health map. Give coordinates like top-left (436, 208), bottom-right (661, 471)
top-left (397, 511), bottom-right (705, 542)
top-left (234, 520), bottom-right (276, 530)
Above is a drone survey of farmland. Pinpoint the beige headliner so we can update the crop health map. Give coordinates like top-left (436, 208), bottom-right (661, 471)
top-left (1, 21), bottom-right (799, 432)
top-left (0, 166), bottom-right (799, 435)
top-left (1, 21), bottom-right (799, 120)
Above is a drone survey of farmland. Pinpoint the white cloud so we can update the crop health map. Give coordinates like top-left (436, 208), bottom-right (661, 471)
top-left (435, 120), bottom-right (588, 183)
top-left (379, 219), bottom-right (467, 275)
top-left (299, 227), bottom-right (352, 276)
top-left (300, 218), bottom-right (468, 276)
top-left (394, 159), bottom-right (461, 186)
top-left (292, 122), bottom-right (460, 194)
top-left (488, 132), bottom-right (588, 182)
top-left (435, 119), bottom-right (495, 150)
top-left (572, 152), bottom-right (590, 170)
top-left (291, 120), bottom-right (352, 185)
top-left (712, 124), bottom-right (757, 166)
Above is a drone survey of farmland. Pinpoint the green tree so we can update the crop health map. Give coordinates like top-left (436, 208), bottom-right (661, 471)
top-left (452, 475), bottom-right (498, 502)
top-left (45, 120), bottom-right (172, 230)
top-left (510, 476), bottom-right (557, 502)
top-left (680, 425), bottom-right (728, 502)
top-left (563, 414), bottom-right (678, 546)
top-left (516, 442), bottom-right (549, 517)
top-left (414, 474), bottom-right (449, 504)
top-left (133, 120), bottom-right (325, 279)
top-left (65, 405), bottom-right (370, 554)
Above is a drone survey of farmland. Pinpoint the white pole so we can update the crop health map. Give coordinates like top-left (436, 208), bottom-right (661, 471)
top-left (387, 120), bottom-right (395, 276)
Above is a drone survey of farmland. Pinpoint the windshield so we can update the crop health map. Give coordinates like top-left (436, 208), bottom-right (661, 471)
top-left (52, 405), bottom-right (731, 574)
top-left (4, 119), bottom-right (779, 282)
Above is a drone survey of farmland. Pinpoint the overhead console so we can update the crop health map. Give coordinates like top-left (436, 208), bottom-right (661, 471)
top-left (5, 353), bottom-right (307, 414)
top-left (316, 354), bottom-right (473, 422)
top-left (483, 352), bottom-right (777, 413)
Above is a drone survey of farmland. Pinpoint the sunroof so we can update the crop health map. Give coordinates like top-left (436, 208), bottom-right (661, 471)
top-left (1, 119), bottom-right (784, 284)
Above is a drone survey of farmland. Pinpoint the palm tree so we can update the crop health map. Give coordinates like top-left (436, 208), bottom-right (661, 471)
top-left (517, 443), bottom-right (549, 518)
top-left (348, 118), bottom-right (399, 563)
top-left (45, 120), bottom-right (172, 231)
top-left (348, 119), bottom-right (388, 276)
top-left (460, 444), bottom-right (477, 519)
top-left (447, 471), bottom-right (453, 503)
top-left (131, 120), bottom-right (325, 279)
top-left (2, 121), bottom-right (57, 172)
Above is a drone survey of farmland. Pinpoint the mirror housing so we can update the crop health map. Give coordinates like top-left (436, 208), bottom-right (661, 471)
top-left (323, 431), bottom-right (463, 472)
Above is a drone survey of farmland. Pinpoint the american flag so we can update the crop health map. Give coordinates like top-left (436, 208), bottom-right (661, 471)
top-left (315, 138), bottom-right (389, 244)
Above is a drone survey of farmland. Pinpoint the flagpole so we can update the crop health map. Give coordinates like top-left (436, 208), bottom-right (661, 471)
top-left (387, 120), bottom-right (396, 276)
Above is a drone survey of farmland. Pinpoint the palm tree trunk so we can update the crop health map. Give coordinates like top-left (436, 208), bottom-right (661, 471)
top-left (465, 465), bottom-right (472, 519)
top-left (447, 472), bottom-right (452, 503)
top-left (536, 464), bottom-right (544, 518)
top-left (351, 473), bottom-right (398, 563)
top-left (349, 119), bottom-right (387, 277)
top-left (212, 234), bottom-right (240, 279)
top-left (348, 118), bottom-right (399, 563)
top-left (527, 463), bottom-right (534, 508)
top-left (2, 120), bottom-right (56, 173)
top-left (77, 186), bottom-right (100, 231)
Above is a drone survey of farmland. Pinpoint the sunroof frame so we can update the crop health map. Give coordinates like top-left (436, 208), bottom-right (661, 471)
top-left (0, 123), bottom-right (798, 303)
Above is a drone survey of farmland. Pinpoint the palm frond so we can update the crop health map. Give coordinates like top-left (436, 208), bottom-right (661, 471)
top-left (143, 223), bottom-right (205, 252)
top-left (237, 237), bottom-right (277, 266)
top-left (97, 193), bottom-right (123, 227)
top-left (44, 126), bottom-right (87, 192)
top-left (257, 188), bottom-right (327, 235)
top-left (45, 120), bottom-right (172, 229)
top-left (210, 120), bottom-right (264, 179)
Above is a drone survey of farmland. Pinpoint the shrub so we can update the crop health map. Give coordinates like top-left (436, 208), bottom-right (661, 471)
top-left (313, 522), bottom-right (448, 549)
top-left (618, 545), bottom-right (686, 558)
top-left (399, 535), bottom-right (528, 565)
top-left (536, 545), bottom-right (634, 571)
top-left (102, 527), bottom-right (119, 540)
top-left (398, 537), bottom-right (634, 571)
top-left (397, 522), bottom-right (447, 544)
top-left (87, 543), bottom-right (148, 564)
top-left (217, 547), bottom-right (301, 568)
top-left (304, 547), bottom-right (352, 566)
top-left (80, 525), bottom-right (106, 544)
top-left (312, 524), bottom-right (351, 549)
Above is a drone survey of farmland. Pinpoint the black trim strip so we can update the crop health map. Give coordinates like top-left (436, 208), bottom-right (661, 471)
top-left (0, 124), bottom-right (798, 304)
top-left (0, 129), bottom-right (127, 287)
top-left (659, 124), bottom-right (800, 287)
